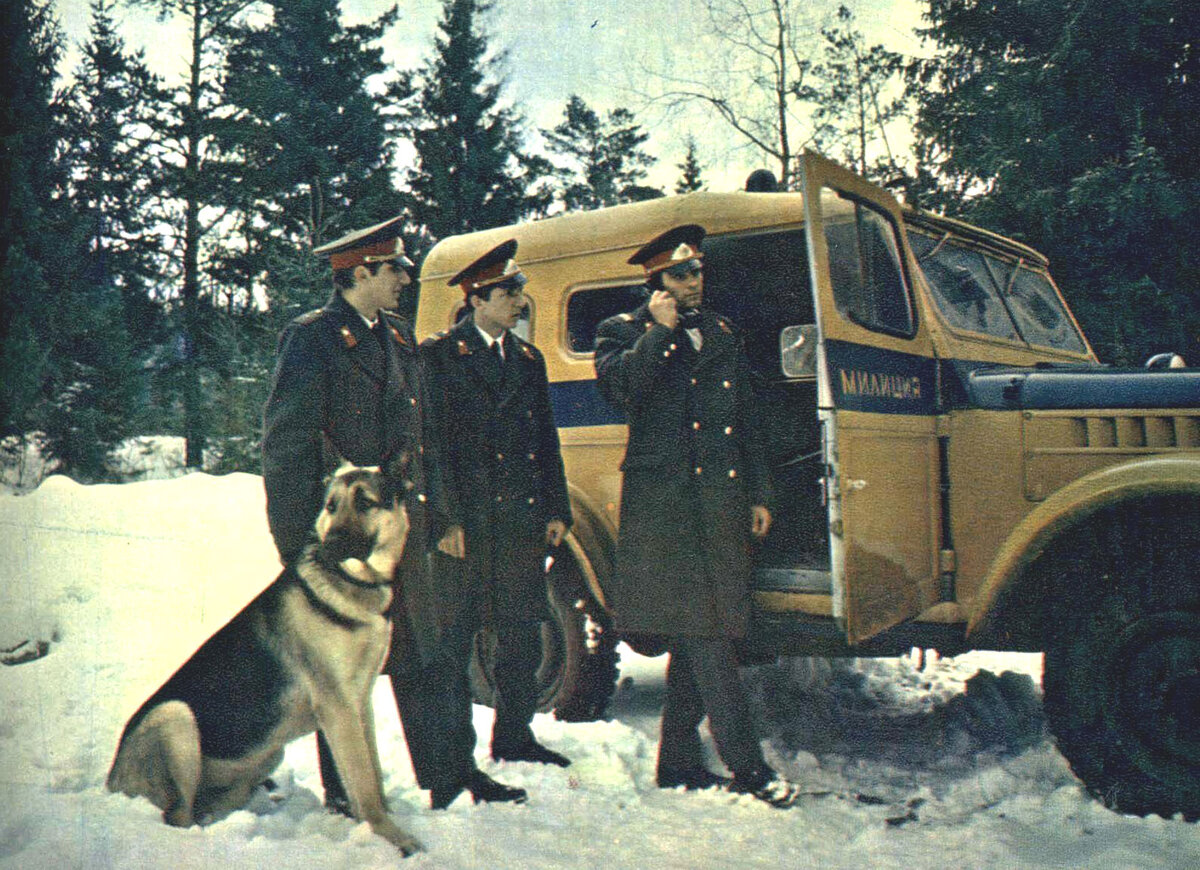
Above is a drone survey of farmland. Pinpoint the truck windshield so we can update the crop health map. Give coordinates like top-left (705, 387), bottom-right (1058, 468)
top-left (908, 228), bottom-right (1088, 353)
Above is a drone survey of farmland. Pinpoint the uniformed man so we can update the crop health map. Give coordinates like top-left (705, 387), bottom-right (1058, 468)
top-left (594, 224), bottom-right (797, 806)
top-left (261, 214), bottom-right (513, 815)
top-left (414, 239), bottom-right (574, 809)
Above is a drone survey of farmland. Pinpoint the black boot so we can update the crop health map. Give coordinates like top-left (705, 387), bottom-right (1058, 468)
top-left (656, 766), bottom-right (732, 790)
top-left (492, 739), bottom-right (571, 767)
top-left (729, 768), bottom-right (801, 808)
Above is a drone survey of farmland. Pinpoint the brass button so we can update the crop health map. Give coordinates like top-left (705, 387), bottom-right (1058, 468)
top-left (497, 452), bottom-right (504, 460)
top-left (669, 343), bottom-right (677, 351)
top-left (662, 350), bottom-right (670, 357)
top-left (728, 469), bottom-right (737, 479)
top-left (692, 421), bottom-right (701, 430)
top-left (410, 397), bottom-right (417, 405)
top-left (528, 497), bottom-right (536, 504)
top-left (722, 380), bottom-right (731, 389)
top-left (496, 495), bottom-right (503, 502)
top-left (528, 452), bottom-right (536, 460)
top-left (694, 466), bottom-right (703, 475)
top-left (724, 426), bottom-right (733, 435)
top-left (418, 492), bottom-right (427, 502)
top-left (690, 378), bottom-right (697, 385)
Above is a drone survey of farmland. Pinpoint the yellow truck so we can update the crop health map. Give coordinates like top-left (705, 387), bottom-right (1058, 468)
top-left (415, 152), bottom-right (1200, 818)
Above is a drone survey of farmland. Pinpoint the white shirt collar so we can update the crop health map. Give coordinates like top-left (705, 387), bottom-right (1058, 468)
top-left (476, 323), bottom-right (506, 356)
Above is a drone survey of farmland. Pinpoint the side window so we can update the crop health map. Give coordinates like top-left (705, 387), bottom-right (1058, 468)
top-left (565, 284), bottom-right (645, 353)
top-left (821, 188), bottom-right (915, 337)
top-left (908, 231), bottom-right (1020, 341)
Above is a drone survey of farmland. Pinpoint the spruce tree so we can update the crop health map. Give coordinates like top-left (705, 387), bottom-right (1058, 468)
top-left (220, 0), bottom-right (402, 316)
top-left (130, 0), bottom-right (257, 467)
top-left (674, 137), bottom-right (706, 194)
top-left (0, 0), bottom-right (64, 442)
top-left (542, 95), bottom-right (661, 211)
top-left (391, 0), bottom-right (548, 240)
top-left (39, 0), bottom-right (170, 478)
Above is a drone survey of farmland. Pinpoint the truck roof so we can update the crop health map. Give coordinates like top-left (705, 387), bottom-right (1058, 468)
top-left (420, 190), bottom-right (1052, 280)
top-left (420, 191), bottom-right (809, 281)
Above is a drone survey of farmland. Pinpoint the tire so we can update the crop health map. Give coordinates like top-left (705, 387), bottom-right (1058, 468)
top-left (468, 551), bottom-right (619, 722)
top-left (1042, 496), bottom-right (1200, 819)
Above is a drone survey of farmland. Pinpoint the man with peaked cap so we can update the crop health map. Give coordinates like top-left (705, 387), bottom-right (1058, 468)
top-left (411, 238), bottom-right (574, 810)
top-left (261, 214), bottom-right (481, 816)
top-left (594, 224), bottom-right (800, 807)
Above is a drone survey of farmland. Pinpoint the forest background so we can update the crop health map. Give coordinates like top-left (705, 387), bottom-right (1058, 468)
top-left (2, 0), bottom-right (1196, 483)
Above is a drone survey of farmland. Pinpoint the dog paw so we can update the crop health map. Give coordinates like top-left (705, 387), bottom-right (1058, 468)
top-left (374, 820), bottom-right (422, 856)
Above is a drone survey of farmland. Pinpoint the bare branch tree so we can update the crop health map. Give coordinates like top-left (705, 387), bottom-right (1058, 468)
top-left (636, 0), bottom-right (823, 189)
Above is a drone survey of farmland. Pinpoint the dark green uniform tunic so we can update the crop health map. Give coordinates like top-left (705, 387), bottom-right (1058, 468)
top-left (594, 301), bottom-right (771, 639)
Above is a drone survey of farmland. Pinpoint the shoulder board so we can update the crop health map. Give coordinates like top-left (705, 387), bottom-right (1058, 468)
top-left (294, 308), bottom-right (324, 325)
top-left (618, 312), bottom-right (635, 322)
top-left (419, 329), bottom-right (449, 350)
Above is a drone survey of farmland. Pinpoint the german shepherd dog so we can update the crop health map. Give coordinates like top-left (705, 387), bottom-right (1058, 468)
top-left (107, 464), bottom-right (420, 855)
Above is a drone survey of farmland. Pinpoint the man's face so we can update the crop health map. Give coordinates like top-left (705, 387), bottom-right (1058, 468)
top-left (660, 260), bottom-right (703, 309)
top-left (356, 261), bottom-right (410, 313)
top-left (471, 281), bottom-right (525, 334)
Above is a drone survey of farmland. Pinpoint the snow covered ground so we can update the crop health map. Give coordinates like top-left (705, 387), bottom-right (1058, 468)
top-left (2, 471), bottom-right (1198, 869)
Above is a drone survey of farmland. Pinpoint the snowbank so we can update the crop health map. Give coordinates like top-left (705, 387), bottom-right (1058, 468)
top-left (1, 473), bottom-right (1197, 869)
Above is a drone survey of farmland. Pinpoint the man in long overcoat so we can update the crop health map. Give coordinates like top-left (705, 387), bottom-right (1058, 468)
top-left (414, 240), bottom-right (574, 809)
top-left (261, 215), bottom-right (518, 814)
top-left (594, 224), bottom-right (796, 805)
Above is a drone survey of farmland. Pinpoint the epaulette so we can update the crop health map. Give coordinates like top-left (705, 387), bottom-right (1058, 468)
top-left (418, 329), bottom-right (449, 350)
top-left (618, 312), bottom-right (635, 322)
top-left (378, 312), bottom-right (414, 348)
top-left (294, 308), bottom-right (324, 325)
top-left (514, 336), bottom-right (538, 360)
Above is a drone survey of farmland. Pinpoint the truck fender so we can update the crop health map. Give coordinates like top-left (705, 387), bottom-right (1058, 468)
top-left (967, 456), bottom-right (1200, 640)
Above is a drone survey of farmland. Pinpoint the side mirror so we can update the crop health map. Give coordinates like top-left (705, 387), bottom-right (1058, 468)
top-left (780, 324), bottom-right (819, 379)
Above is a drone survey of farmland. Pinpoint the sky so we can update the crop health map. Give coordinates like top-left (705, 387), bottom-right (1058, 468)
top-left (4, 448), bottom-right (1200, 868)
top-left (48, 0), bottom-right (928, 192)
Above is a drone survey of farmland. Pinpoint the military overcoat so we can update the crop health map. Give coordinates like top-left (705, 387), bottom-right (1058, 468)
top-left (420, 313), bottom-right (572, 625)
top-left (594, 301), bottom-right (771, 639)
top-left (261, 292), bottom-right (453, 666)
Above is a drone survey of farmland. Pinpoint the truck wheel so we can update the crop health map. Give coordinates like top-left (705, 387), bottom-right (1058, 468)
top-left (469, 561), bottom-right (619, 722)
top-left (1042, 497), bottom-right (1200, 819)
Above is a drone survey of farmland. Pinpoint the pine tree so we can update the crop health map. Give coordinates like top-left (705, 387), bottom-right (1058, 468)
top-left (0, 0), bottom-right (64, 441)
top-left (63, 0), bottom-right (167, 355)
top-left (908, 0), bottom-right (1200, 364)
top-left (674, 137), bottom-right (706, 194)
top-left (220, 0), bottom-right (402, 316)
top-left (542, 95), bottom-right (660, 211)
top-left (38, 0), bottom-right (171, 478)
top-left (131, 0), bottom-right (257, 468)
top-left (391, 0), bottom-right (549, 240)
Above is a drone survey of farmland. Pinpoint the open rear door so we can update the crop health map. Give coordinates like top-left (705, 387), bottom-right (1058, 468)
top-left (800, 151), bottom-right (941, 644)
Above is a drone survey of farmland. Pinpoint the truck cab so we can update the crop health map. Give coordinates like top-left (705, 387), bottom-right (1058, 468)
top-left (416, 152), bottom-right (1200, 818)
